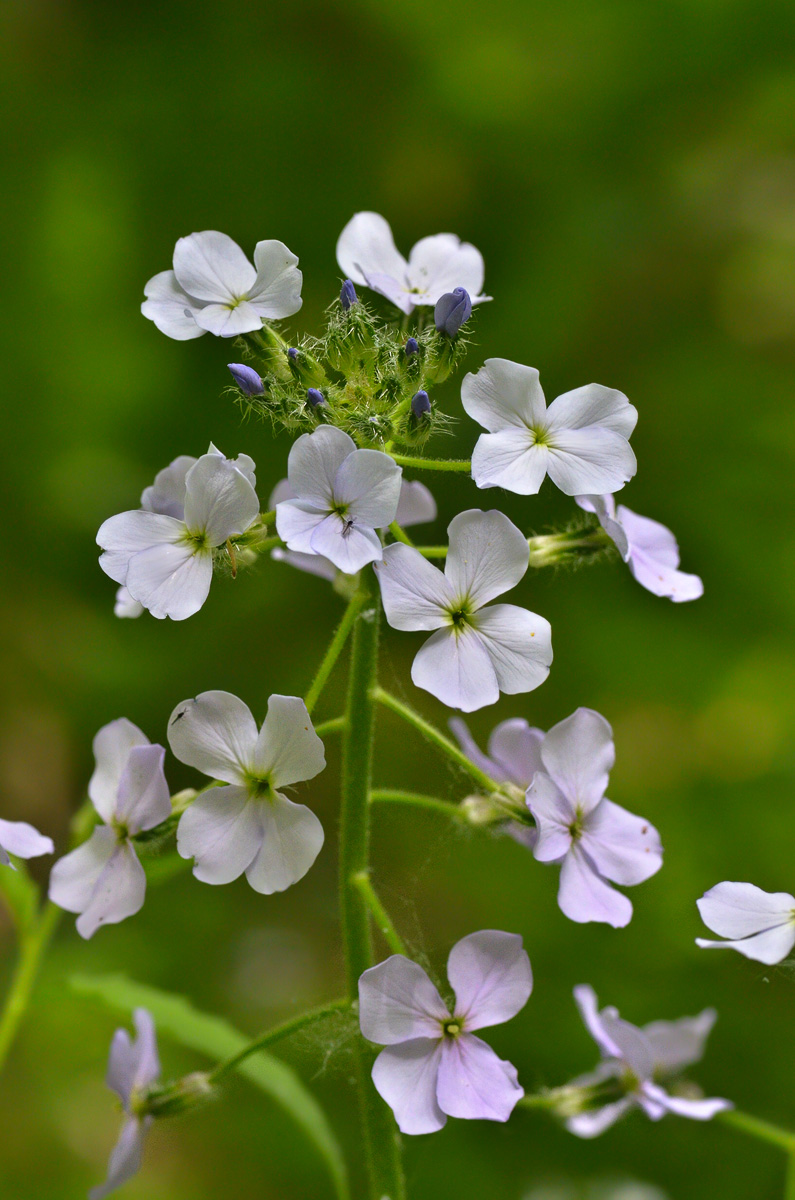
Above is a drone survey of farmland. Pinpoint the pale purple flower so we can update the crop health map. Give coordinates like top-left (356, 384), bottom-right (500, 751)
top-left (449, 716), bottom-right (545, 848)
top-left (462, 359), bottom-right (637, 497)
top-left (696, 881), bottom-right (795, 964)
top-left (336, 211), bottom-right (491, 315)
top-left (434, 287), bottom-right (472, 337)
top-left (142, 231), bottom-right (302, 339)
top-left (0, 818), bottom-right (53, 868)
top-left (275, 427), bottom-right (402, 574)
top-left (526, 708), bottom-right (662, 927)
top-left (375, 509), bottom-right (552, 712)
top-left (566, 985), bottom-right (731, 1138)
top-left (90, 1009), bottom-right (160, 1199)
top-left (98, 449), bottom-right (260, 621)
top-left (576, 494), bottom-right (703, 602)
top-left (359, 930), bottom-right (532, 1134)
top-left (169, 691), bottom-right (325, 894)
top-left (49, 720), bottom-right (170, 938)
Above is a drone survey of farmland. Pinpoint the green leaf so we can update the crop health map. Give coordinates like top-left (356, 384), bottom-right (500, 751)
top-left (71, 973), bottom-right (350, 1200)
top-left (0, 860), bottom-right (40, 935)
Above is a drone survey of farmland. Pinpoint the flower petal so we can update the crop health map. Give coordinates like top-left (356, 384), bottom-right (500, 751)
top-left (576, 493), bottom-right (630, 560)
top-left (309, 512), bottom-right (383, 573)
top-left (168, 690), bottom-right (257, 784)
top-left (141, 270), bottom-right (205, 340)
top-left (114, 744), bottom-right (171, 835)
top-left (396, 480), bottom-right (436, 527)
top-left (448, 718), bottom-right (504, 781)
top-left (558, 846), bottom-right (633, 927)
top-left (0, 818), bottom-right (53, 860)
top-left (244, 796), bottom-right (324, 894)
top-left (412, 627), bottom-right (499, 712)
top-left (436, 1033), bottom-right (523, 1121)
top-left (247, 239), bottom-right (303, 318)
top-left (192, 300), bottom-right (264, 337)
top-left (696, 925), bottom-right (795, 965)
top-left (471, 430), bottom-right (550, 495)
top-left (371, 1040), bottom-right (446, 1134)
top-left (447, 930), bottom-right (532, 1030)
top-left (407, 233), bottom-right (487, 304)
top-left (114, 587), bottom-right (144, 619)
top-left (361, 270), bottom-right (415, 314)
top-left (333, 449), bottom-right (402, 527)
top-left (572, 985), bottom-right (625, 1059)
top-left (48, 827), bottom-right (117, 915)
top-left (176, 786), bottom-right (261, 884)
top-left (488, 720), bottom-right (545, 788)
top-left (125, 542), bottom-right (212, 621)
top-left (566, 1098), bottom-right (635, 1137)
top-left (106, 1028), bottom-right (135, 1106)
top-left (77, 841), bottom-right (147, 939)
top-left (445, 509), bottom-right (529, 609)
top-left (581, 798), bottom-right (662, 886)
top-left (359, 955), bottom-right (448, 1044)
top-left (526, 773), bottom-right (575, 862)
top-left (182, 453), bottom-right (259, 544)
top-left (271, 547), bottom-right (339, 582)
top-left (130, 1008), bottom-right (160, 1089)
top-left (547, 384), bottom-right (637, 438)
top-left (288, 426), bottom-right (357, 508)
top-left (642, 1009), bottom-right (717, 1075)
top-left (336, 212), bottom-right (408, 290)
top-left (474, 603), bottom-right (553, 696)
top-left (619, 504), bottom-right (704, 601)
top-left (172, 231), bottom-right (255, 303)
top-left (97, 511), bottom-right (185, 586)
top-left (546, 428), bottom-right (637, 495)
top-left (628, 549), bottom-right (704, 603)
top-left (276, 499), bottom-right (326, 553)
top-left (252, 695), bottom-right (325, 788)
top-left (697, 881), bottom-right (795, 938)
top-left (376, 543), bottom-right (453, 630)
top-left (89, 719), bottom-right (150, 823)
top-left (540, 707), bottom-right (615, 816)
top-left (641, 1081), bottom-right (731, 1121)
top-left (461, 359), bottom-right (546, 433)
top-left (141, 454), bottom-right (197, 518)
top-left (89, 1116), bottom-right (148, 1200)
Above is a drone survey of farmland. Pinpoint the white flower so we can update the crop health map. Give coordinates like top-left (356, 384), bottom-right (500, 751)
top-left (576, 494), bottom-right (703, 602)
top-left (169, 691), bottom-right (326, 894)
top-left (336, 211), bottom-right (491, 315)
top-left (462, 359), bottom-right (637, 496)
top-left (142, 231), bottom-right (302, 339)
top-left (48, 720), bottom-right (171, 938)
top-left (696, 881), bottom-right (795, 964)
top-left (275, 427), bottom-right (402, 574)
top-left (97, 449), bottom-right (260, 621)
top-left (0, 818), bottom-right (53, 868)
top-left (375, 509), bottom-right (552, 712)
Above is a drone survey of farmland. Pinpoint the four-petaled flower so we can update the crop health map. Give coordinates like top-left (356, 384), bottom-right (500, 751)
top-left (142, 230), bottom-right (302, 339)
top-left (336, 211), bottom-right (491, 315)
top-left (462, 359), bottom-right (637, 496)
top-left (98, 448), bottom-right (260, 620)
top-left (168, 691), bottom-right (326, 894)
top-left (49, 720), bottom-right (170, 938)
top-left (526, 708), bottom-right (662, 927)
top-left (275, 426), bottom-right (402, 574)
top-left (566, 985), bottom-right (731, 1138)
top-left (0, 817), bottom-right (53, 868)
top-left (375, 509), bottom-right (552, 712)
top-left (359, 930), bottom-right (532, 1134)
top-left (696, 881), bottom-right (795, 964)
top-left (90, 1008), bottom-right (160, 1199)
top-left (577, 494), bottom-right (703, 602)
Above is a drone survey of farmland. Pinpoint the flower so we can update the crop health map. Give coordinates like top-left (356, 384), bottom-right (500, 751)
top-left (275, 427), bottom-right (402, 574)
top-left (0, 818), bottom-right (53, 868)
top-left (168, 691), bottom-right (325, 894)
top-left (449, 715), bottom-right (545, 848)
top-left (411, 390), bottom-right (432, 419)
top-left (576, 495), bottom-right (703, 602)
top-left (404, 337), bottom-right (420, 357)
top-left (375, 509), bottom-right (552, 712)
top-left (462, 359), bottom-right (637, 496)
top-left (227, 363), bottom-right (265, 396)
top-left (142, 231), bottom-right (302, 339)
top-left (336, 212), bottom-right (491, 315)
top-left (565, 985), bottom-right (730, 1138)
top-left (359, 930), bottom-right (532, 1134)
top-left (526, 708), bottom-right (662, 927)
top-left (306, 387), bottom-right (326, 408)
top-left (90, 1008), bottom-right (160, 1199)
top-left (49, 720), bottom-right (170, 938)
top-left (340, 279), bottom-right (358, 309)
top-left (696, 881), bottom-right (795, 964)
top-left (434, 287), bottom-right (472, 337)
top-left (98, 448), bottom-right (260, 620)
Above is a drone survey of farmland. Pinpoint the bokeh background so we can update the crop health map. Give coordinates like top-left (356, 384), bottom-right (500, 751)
top-left (1, 1), bottom-right (794, 1197)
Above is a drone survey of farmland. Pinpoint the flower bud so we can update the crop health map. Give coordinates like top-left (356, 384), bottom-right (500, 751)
top-left (142, 1072), bottom-right (214, 1118)
top-left (434, 287), bottom-right (472, 337)
top-left (287, 347), bottom-right (299, 361)
top-left (306, 388), bottom-right (326, 408)
top-left (404, 337), bottom-right (420, 357)
top-left (227, 363), bottom-right (264, 397)
top-left (411, 390), bottom-right (431, 419)
top-left (340, 279), bottom-right (358, 310)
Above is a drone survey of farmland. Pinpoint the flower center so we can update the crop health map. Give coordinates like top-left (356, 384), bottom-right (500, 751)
top-left (568, 806), bottom-right (585, 841)
top-left (181, 528), bottom-right (211, 553)
top-left (244, 774), bottom-right (275, 801)
top-left (446, 599), bottom-right (473, 634)
top-left (529, 425), bottom-right (554, 448)
top-left (442, 1018), bottom-right (462, 1039)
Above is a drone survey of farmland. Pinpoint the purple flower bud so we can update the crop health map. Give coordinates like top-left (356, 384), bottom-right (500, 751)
top-left (411, 390), bottom-right (431, 419)
top-left (287, 347), bottom-right (299, 361)
top-left (340, 279), bottom-right (358, 310)
top-left (404, 337), bottom-right (420, 357)
top-left (434, 287), bottom-right (472, 337)
top-left (227, 363), bottom-right (264, 397)
top-left (306, 388), bottom-right (326, 408)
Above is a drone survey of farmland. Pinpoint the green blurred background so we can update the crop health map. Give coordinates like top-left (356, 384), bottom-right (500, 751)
top-left (1, 0), bottom-right (794, 1196)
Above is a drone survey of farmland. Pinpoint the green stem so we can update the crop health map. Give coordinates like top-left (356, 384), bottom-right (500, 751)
top-left (717, 1108), bottom-right (795, 1154)
top-left (208, 999), bottom-right (350, 1084)
top-left (339, 575), bottom-right (405, 1200)
top-left (416, 545), bottom-right (448, 559)
top-left (351, 872), bottom-right (407, 957)
top-left (314, 716), bottom-right (347, 738)
top-left (0, 901), bottom-right (62, 1074)
top-left (370, 789), bottom-right (465, 822)
top-left (388, 453), bottom-right (471, 473)
top-left (372, 687), bottom-right (500, 794)
top-left (305, 591), bottom-right (366, 715)
top-left (388, 522), bottom-right (415, 547)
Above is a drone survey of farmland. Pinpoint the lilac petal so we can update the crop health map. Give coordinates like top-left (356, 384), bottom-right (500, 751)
top-left (332, 449), bottom-right (402, 528)
top-left (336, 212), bottom-right (408, 291)
top-left (444, 510), bottom-right (529, 609)
top-left (599, 1013), bottom-right (655, 1079)
top-left (371, 1040), bottom-right (446, 1134)
top-left (471, 431), bottom-right (550, 495)
top-left (436, 1033), bottom-right (523, 1121)
top-left (172, 230), bottom-right (256, 303)
top-left (566, 1097), bottom-right (635, 1137)
top-left (0, 817), bottom-right (53, 861)
top-left (641, 1081), bottom-right (732, 1121)
top-left (361, 270), bottom-right (415, 314)
top-left (114, 744), bottom-right (171, 835)
top-left (268, 478), bottom-right (295, 507)
top-left (309, 512), bottom-right (383, 573)
top-left (474, 603), bottom-right (553, 696)
top-left (276, 499), bottom-right (327, 553)
top-left (411, 627), bottom-right (499, 712)
top-left (192, 294), bottom-right (269, 336)
top-left (244, 796), bottom-right (324, 894)
top-left (167, 690), bottom-right (257, 784)
top-left (97, 511), bottom-right (185, 586)
top-left (696, 925), bottom-right (795, 965)
top-left (106, 1028), bottom-right (136, 1106)
top-left (141, 270), bottom-right (205, 341)
top-left (407, 233), bottom-right (487, 304)
top-left (48, 827), bottom-right (116, 914)
top-left (359, 956), bottom-right (448, 1044)
top-left (176, 786), bottom-right (261, 885)
top-left (182, 453), bottom-right (259, 544)
top-left (576, 493), bottom-right (630, 560)
top-left (396, 480), bottom-right (436, 527)
top-left (63, 839), bottom-right (146, 940)
top-left (271, 547), bottom-right (339, 583)
top-left (448, 718), bottom-right (504, 781)
top-left (89, 1116), bottom-right (148, 1200)
top-left (628, 548), bottom-right (704, 603)
top-left (125, 542), bottom-right (213, 621)
top-left (247, 239), bottom-right (303, 319)
top-left (461, 359), bottom-right (547, 433)
top-left (545, 428), bottom-right (637, 496)
top-left (288, 426), bottom-right (357, 509)
top-left (252, 695), bottom-right (325, 788)
top-left (642, 1009), bottom-right (717, 1074)
top-left (375, 544), bottom-right (453, 631)
top-left (618, 506), bottom-right (679, 566)
top-left (539, 707), bottom-right (615, 816)
top-left (487, 720), bottom-right (545, 788)
top-left (141, 455), bottom-right (197, 518)
top-left (546, 383), bottom-right (637, 439)
top-left (131, 1008), bottom-right (160, 1089)
top-left (619, 506), bottom-right (703, 601)
top-left (447, 930), bottom-right (532, 1030)
top-left (558, 846), bottom-right (633, 928)
top-left (572, 985), bottom-right (625, 1059)
top-left (697, 881), bottom-right (795, 938)
top-left (526, 773), bottom-right (575, 863)
top-left (580, 798), bottom-right (662, 886)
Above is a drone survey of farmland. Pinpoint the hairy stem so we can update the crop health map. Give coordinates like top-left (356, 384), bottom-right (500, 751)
top-left (305, 591), bottom-right (367, 715)
top-left (0, 901), bottom-right (62, 1074)
top-left (314, 716), bottom-right (347, 737)
top-left (351, 872), bottom-right (408, 957)
top-left (370, 789), bottom-right (465, 822)
top-left (208, 999), bottom-right (350, 1084)
top-left (388, 453), bottom-right (471, 473)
